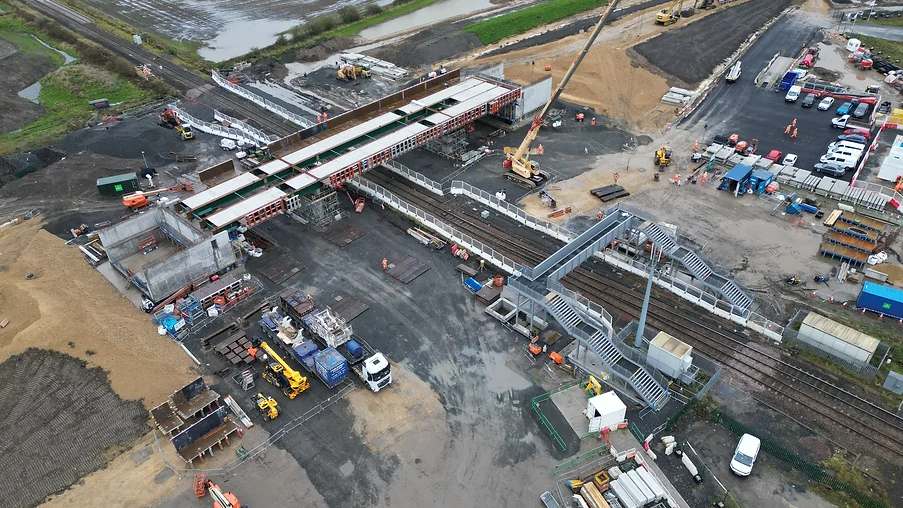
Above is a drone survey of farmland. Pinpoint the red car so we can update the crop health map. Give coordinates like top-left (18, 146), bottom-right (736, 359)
top-left (765, 150), bottom-right (783, 163)
top-left (844, 127), bottom-right (871, 141)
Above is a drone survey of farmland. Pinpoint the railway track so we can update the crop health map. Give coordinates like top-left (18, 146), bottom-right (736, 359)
top-left (363, 168), bottom-right (903, 458)
top-left (26, 0), bottom-right (298, 138)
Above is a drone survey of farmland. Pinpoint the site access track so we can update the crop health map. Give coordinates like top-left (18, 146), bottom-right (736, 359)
top-left (362, 167), bottom-right (903, 462)
top-left (25, 0), bottom-right (298, 138)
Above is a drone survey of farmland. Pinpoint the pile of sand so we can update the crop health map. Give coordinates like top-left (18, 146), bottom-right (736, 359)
top-left (0, 220), bottom-right (196, 406)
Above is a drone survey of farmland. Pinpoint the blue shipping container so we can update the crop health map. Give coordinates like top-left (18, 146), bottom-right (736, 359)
top-left (314, 347), bottom-right (348, 388)
top-left (857, 281), bottom-right (903, 320)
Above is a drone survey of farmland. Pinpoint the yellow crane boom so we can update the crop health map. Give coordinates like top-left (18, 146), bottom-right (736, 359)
top-left (506, 0), bottom-right (621, 183)
top-left (258, 341), bottom-right (310, 398)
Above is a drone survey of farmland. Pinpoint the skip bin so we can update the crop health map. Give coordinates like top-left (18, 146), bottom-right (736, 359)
top-left (314, 347), bottom-right (348, 388)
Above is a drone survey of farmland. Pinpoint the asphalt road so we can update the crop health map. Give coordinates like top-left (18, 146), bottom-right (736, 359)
top-left (683, 12), bottom-right (865, 181)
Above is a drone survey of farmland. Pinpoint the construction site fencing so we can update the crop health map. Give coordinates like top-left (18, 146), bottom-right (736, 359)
top-left (211, 70), bottom-right (314, 128)
top-left (711, 410), bottom-right (890, 508)
top-left (349, 176), bottom-right (525, 274)
top-left (168, 104), bottom-right (267, 146)
top-left (212, 108), bottom-right (279, 145)
top-left (601, 250), bottom-right (783, 342)
top-left (380, 160), bottom-right (444, 196)
top-left (152, 380), bottom-right (356, 476)
top-left (531, 380), bottom-right (582, 451)
top-left (450, 181), bottom-right (576, 243)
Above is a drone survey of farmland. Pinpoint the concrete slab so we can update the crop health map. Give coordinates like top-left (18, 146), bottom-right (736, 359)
top-left (550, 384), bottom-right (590, 437)
top-left (120, 242), bottom-right (182, 274)
top-left (96, 261), bottom-right (145, 310)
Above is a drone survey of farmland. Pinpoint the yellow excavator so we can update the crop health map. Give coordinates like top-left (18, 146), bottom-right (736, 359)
top-left (654, 146), bottom-right (672, 166)
top-left (253, 392), bottom-right (279, 421)
top-left (655, 0), bottom-right (684, 25)
top-left (337, 65), bottom-right (371, 82)
top-left (252, 339), bottom-right (310, 399)
top-left (503, 0), bottom-right (621, 189)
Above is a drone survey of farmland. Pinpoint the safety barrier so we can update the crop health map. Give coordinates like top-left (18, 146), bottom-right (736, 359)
top-left (851, 180), bottom-right (903, 216)
top-left (601, 250), bottom-right (784, 342)
top-left (380, 160), bottom-right (444, 196)
top-left (349, 176), bottom-right (525, 274)
top-left (212, 108), bottom-right (279, 145)
top-left (450, 180), bottom-right (576, 243)
top-left (212, 70), bottom-right (314, 128)
top-left (531, 380), bottom-right (582, 451)
top-left (168, 104), bottom-right (264, 146)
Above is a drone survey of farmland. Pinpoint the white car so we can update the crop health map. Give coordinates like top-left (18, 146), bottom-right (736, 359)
top-left (832, 114), bottom-right (850, 129)
top-left (220, 138), bottom-right (237, 151)
top-left (781, 153), bottom-right (798, 166)
top-left (817, 96), bottom-right (835, 111)
top-left (730, 433), bottom-right (761, 476)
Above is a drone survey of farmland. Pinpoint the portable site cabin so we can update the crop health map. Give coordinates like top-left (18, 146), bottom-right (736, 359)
top-left (96, 173), bottom-right (140, 196)
top-left (857, 281), bottom-right (903, 320)
top-left (749, 169), bottom-right (774, 195)
top-left (586, 391), bottom-right (627, 433)
top-left (798, 312), bottom-right (880, 365)
top-left (718, 164), bottom-right (753, 195)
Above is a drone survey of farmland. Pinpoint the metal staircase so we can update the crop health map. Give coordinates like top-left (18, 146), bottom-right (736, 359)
top-left (638, 221), bottom-right (753, 311)
top-left (540, 289), bottom-right (670, 410)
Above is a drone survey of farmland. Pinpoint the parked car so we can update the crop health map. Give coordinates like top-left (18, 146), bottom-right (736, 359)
top-left (844, 127), bottom-right (871, 140)
top-left (782, 153), bottom-right (798, 166)
top-left (814, 162), bottom-right (847, 177)
top-left (852, 102), bottom-right (870, 119)
top-left (765, 150), bottom-right (783, 162)
top-left (836, 102), bottom-right (853, 115)
top-left (730, 434), bottom-right (761, 476)
top-left (832, 115), bottom-right (850, 129)
top-left (801, 93), bottom-right (817, 108)
top-left (828, 141), bottom-right (865, 153)
top-left (785, 85), bottom-right (802, 102)
top-left (818, 97), bottom-right (835, 111)
top-left (837, 134), bottom-right (867, 144)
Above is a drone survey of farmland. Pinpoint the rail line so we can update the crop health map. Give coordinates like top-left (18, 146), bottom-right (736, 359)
top-left (362, 168), bottom-right (903, 457)
top-left (25, 0), bottom-right (298, 137)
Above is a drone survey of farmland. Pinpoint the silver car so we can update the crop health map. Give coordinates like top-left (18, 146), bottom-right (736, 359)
top-left (817, 96), bottom-right (835, 111)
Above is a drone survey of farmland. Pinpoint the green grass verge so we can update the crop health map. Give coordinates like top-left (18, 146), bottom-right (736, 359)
top-left (332, 0), bottom-right (441, 37)
top-left (463, 0), bottom-right (607, 45)
top-left (859, 16), bottom-right (903, 28)
top-left (852, 34), bottom-right (903, 63)
top-left (0, 14), bottom-right (151, 155)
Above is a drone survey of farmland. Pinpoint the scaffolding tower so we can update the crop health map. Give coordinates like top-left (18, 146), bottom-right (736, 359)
top-left (424, 129), bottom-right (467, 160)
top-left (293, 187), bottom-right (344, 227)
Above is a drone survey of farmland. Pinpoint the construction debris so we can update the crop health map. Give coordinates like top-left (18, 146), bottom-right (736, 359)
top-left (340, 53), bottom-right (408, 80)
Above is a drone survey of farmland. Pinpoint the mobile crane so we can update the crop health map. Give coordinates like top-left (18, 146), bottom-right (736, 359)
top-left (503, 0), bottom-right (621, 189)
top-left (251, 338), bottom-right (310, 399)
top-left (194, 474), bottom-right (241, 508)
top-left (655, 0), bottom-right (684, 25)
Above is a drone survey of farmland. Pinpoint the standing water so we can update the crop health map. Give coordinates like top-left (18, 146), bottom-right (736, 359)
top-left (198, 18), bottom-right (299, 62)
top-left (31, 35), bottom-right (77, 64)
top-left (359, 0), bottom-right (494, 40)
top-left (18, 82), bottom-right (42, 104)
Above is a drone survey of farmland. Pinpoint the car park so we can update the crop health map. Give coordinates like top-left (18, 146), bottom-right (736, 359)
top-left (781, 153), bottom-right (798, 166)
top-left (832, 115), bottom-right (850, 129)
top-left (801, 93), bottom-right (816, 108)
top-left (765, 150), bottom-right (783, 162)
top-left (814, 162), bottom-right (847, 177)
top-left (836, 102), bottom-right (853, 115)
top-left (817, 97), bottom-right (835, 111)
top-left (837, 134), bottom-right (867, 144)
top-left (852, 102), bottom-right (869, 119)
top-left (730, 434), bottom-right (761, 476)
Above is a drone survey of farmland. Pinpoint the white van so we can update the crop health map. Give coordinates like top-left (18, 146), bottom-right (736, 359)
top-left (785, 85), bottom-right (802, 102)
top-left (822, 148), bottom-right (862, 161)
top-left (828, 141), bottom-right (866, 153)
top-left (819, 153), bottom-right (858, 170)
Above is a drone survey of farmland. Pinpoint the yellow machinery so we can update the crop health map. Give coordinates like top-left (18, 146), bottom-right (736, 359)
top-left (159, 108), bottom-right (194, 140)
top-left (253, 392), bottom-right (279, 421)
top-left (337, 65), bottom-right (371, 81)
top-left (255, 340), bottom-right (310, 399)
top-left (654, 146), bottom-right (672, 167)
top-left (503, 0), bottom-right (621, 189)
top-left (585, 375), bottom-right (603, 396)
top-left (655, 0), bottom-right (684, 25)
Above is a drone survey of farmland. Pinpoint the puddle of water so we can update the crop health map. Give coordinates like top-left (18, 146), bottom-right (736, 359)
top-left (32, 35), bottom-right (76, 64)
top-left (18, 81), bottom-right (42, 104)
top-left (480, 352), bottom-right (531, 393)
top-left (359, 0), bottom-right (494, 40)
top-left (198, 18), bottom-right (299, 62)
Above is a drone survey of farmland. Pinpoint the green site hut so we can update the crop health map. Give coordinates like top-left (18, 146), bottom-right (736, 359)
top-left (96, 173), bottom-right (140, 196)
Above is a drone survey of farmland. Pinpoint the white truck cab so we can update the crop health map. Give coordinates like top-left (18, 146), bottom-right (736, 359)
top-left (357, 352), bottom-right (392, 392)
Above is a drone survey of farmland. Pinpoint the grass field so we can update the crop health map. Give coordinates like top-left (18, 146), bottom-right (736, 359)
top-left (463, 0), bottom-right (607, 45)
top-left (0, 16), bottom-right (150, 155)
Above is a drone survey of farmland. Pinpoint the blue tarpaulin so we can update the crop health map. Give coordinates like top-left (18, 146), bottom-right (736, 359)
top-left (464, 278), bottom-right (482, 292)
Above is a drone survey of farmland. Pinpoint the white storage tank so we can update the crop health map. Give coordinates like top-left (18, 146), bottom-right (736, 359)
top-left (586, 391), bottom-right (627, 434)
top-left (647, 331), bottom-right (693, 378)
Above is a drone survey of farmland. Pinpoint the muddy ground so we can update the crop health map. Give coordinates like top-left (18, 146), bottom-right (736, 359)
top-left (633, 0), bottom-right (794, 87)
top-left (0, 36), bottom-right (54, 135)
top-left (0, 349), bottom-right (148, 508)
